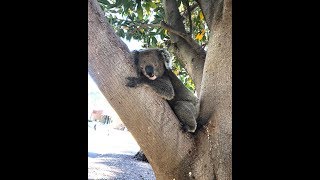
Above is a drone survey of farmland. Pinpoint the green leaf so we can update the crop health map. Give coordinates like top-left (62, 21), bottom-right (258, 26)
top-left (160, 33), bottom-right (164, 39)
top-left (128, 14), bottom-right (135, 21)
top-left (149, 32), bottom-right (156, 36)
top-left (143, 2), bottom-right (151, 14)
top-left (147, 37), bottom-right (150, 46)
top-left (98, 0), bottom-right (110, 6)
top-left (123, 0), bottom-right (133, 14)
top-left (154, 14), bottom-right (160, 19)
top-left (152, 37), bottom-right (157, 46)
top-left (126, 33), bottom-right (132, 41)
top-left (117, 29), bottom-right (125, 38)
top-left (137, 3), bottom-right (143, 20)
top-left (115, 0), bottom-right (123, 6)
top-left (149, 2), bottom-right (156, 8)
top-left (109, 10), bottom-right (117, 13)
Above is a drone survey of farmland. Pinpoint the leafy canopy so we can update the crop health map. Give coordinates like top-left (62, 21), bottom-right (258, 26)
top-left (98, 0), bottom-right (208, 92)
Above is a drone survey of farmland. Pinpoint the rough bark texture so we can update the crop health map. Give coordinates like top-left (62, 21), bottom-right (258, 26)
top-left (88, 0), bottom-right (195, 179)
top-left (163, 0), bottom-right (206, 95)
top-left (197, 0), bottom-right (232, 179)
top-left (196, 0), bottom-right (224, 29)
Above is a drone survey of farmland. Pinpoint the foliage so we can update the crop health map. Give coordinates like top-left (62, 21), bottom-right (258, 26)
top-left (98, 0), bottom-right (208, 92)
top-left (99, 0), bottom-right (166, 48)
top-left (172, 58), bottom-right (195, 91)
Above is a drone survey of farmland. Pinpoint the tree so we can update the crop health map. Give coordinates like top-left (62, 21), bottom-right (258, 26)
top-left (88, 0), bottom-right (231, 179)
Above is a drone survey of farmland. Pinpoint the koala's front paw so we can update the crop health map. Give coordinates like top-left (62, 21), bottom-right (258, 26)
top-left (126, 77), bottom-right (140, 87)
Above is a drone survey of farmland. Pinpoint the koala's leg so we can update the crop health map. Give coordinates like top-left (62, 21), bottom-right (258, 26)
top-left (173, 101), bottom-right (197, 133)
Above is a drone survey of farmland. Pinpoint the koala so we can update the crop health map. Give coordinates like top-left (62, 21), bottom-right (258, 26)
top-left (126, 48), bottom-right (199, 133)
top-left (126, 48), bottom-right (175, 100)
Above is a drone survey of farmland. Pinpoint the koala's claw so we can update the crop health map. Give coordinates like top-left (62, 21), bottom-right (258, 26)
top-left (180, 124), bottom-right (189, 133)
top-left (126, 77), bottom-right (139, 87)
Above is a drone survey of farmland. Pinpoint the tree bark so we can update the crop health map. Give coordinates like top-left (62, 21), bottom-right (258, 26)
top-left (197, 0), bottom-right (232, 179)
top-left (196, 0), bottom-right (224, 29)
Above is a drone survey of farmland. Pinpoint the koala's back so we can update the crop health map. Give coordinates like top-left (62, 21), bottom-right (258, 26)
top-left (166, 70), bottom-right (199, 132)
top-left (167, 70), bottom-right (198, 105)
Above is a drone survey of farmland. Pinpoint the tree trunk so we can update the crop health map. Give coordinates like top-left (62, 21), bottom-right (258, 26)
top-left (88, 0), bottom-right (232, 179)
top-left (197, 0), bottom-right (232, 179)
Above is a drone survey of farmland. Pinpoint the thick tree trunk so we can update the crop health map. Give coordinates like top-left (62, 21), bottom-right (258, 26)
top-left (197, 0), bottom-right (232, 179)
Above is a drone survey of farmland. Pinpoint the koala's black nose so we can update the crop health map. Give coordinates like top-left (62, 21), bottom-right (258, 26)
top-left (145, 65), bottom-right (154, 76)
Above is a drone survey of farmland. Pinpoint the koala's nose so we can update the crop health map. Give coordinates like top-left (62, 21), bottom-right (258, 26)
top-left (145, 65), bottom-right (154, 76)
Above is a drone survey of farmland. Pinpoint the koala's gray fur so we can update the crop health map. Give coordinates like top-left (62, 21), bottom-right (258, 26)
top-left (126, 48), bottom-right (199, 133)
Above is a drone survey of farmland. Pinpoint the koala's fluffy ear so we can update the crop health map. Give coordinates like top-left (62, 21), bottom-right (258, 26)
top-left (159, 49), bottom-right (172, 70)
top-left (132, 50), bottom-right (140, 65)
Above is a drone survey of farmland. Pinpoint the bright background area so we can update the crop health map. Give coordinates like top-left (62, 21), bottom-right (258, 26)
top-left (88, 38), bottom-right (142, 119)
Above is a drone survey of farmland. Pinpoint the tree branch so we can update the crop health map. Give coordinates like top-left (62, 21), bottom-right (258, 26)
top-left (126, 21), bottom-right (205, 60)
top-left (139, 23), bottom-right (161, 29)
top-left (163, 0), bottom-right (205, 95)
top-left (195, 0), bottom-right (224, 29)
top-left (181, 2), bottom-right (198, 19)
top-left (160, 21), bottom-right (205, 57)
top-left (88, 0), bottom-right (194, 178)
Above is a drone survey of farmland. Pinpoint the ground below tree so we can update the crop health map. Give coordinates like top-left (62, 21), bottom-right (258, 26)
top-left (88, 122), bottom-right (155, 179)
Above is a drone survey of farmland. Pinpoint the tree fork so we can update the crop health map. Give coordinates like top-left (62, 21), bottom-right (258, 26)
top-left (88, 0), bottom-right (197, 178)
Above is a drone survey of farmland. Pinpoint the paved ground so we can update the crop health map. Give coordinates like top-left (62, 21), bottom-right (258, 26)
top-left (88, 123), bottom-right (155, 180)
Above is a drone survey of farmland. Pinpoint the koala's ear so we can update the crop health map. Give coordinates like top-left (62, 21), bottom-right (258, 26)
top-left (132, 50), bottom-right (140, 65)
top-left (159, 49), bottom-right (173, 70)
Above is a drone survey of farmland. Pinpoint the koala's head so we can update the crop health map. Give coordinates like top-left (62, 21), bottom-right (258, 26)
top-left (133, 48), bottom-right (172, 80)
